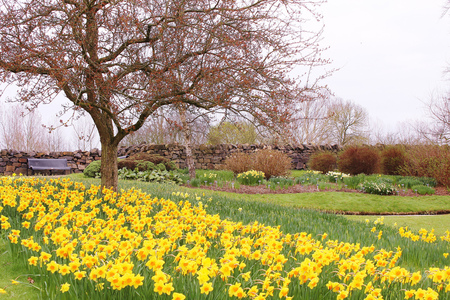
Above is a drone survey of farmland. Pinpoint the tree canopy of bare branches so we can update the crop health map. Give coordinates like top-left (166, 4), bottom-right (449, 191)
top-left (0, 0), bottom-right (329, 189)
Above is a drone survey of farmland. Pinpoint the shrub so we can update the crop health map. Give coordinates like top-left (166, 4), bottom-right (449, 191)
top-left (251, 149), bottom-right (292, 179)
top-left (118, 153), bottom-right (176, 171)
top-left (358, 180), bottom-right (398, 195)
top-left (223, 152), bottom-right (253, 174)
top-left (338, 145), bottom-right (380, 175)
top-left (236, 170), bottom-right (265, 186)
top-left (83, 160), bottom-right (102, 178)
top-left (380, 146), bottom-right (406, 175)
top-left (117, 168), bottom-right (183, 184)
top-left (308, 151), bottom-right (337, 174)
top-left (411, 184), bottom-right (435, 195)
top-left (400, 144), bottom-right (450, 187)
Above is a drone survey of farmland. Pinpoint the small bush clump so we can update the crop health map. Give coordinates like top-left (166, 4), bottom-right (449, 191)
top-left (410, 184), bottom-right (435, 195)
top-left (117, 168), bottom-right (183, 184)
top-left (338, 145), bottom-right (380, 175)
top-left (381, 146), bottom-right (406, 175)
top-left (343, 174), bottom-right (365, 189)
top-left (222, 152), bottom-right (253, 174)
top-left (223, 149), bottom-right (291, 179)
top-left (251, 149), bottom-right (292, 179)
top-left (397, 178), bottom-right (424, 190)
top-left (83, 160), bottom-right (102, 178)
top-left (308, 151), bottom-right (337, 174)
top-left (326, 171), bottom-right (350, 183)
top-left (118, 152), bottom-right (176, 171)
top-left (236, 170), bottom-right (265, 186)
top-left (359, 180), bottom-right (398, 195)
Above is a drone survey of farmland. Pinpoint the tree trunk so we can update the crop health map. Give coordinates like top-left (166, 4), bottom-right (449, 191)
top-left (100, 139), bottom-right (119, 191)
top-left (179, 105), bottom-right (196, 179)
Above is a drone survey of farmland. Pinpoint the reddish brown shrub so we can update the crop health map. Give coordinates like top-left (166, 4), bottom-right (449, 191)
top-left (337, 145), bottom-right (380, 175)
top-left (400, 144), bottom-right (450, 186)
top-left (380, 146), bottom-right (406, 175)
top-left (223, 152), bottom-right (253, 174)
top-left (308, 151), bottom-right (337, 174)
top-left (251, 149), bottom-right (292, 179)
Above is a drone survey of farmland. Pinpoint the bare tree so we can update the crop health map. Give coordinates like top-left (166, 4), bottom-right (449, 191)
top-left (72, 116), bottom-right (99, 151)
top-left (324, 98), bottom-right (369, 146)
top-left (0, 105), bottom-right (67, 151)
top-left (288, 93), bottom-right (331, 144)
top-left (0, 0), bottom-right (329, 189)
top-left (419, 92), bottom-right (450, 144)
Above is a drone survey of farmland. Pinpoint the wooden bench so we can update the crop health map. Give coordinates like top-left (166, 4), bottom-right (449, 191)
top-left (27, 159), bottom-right (72, 175)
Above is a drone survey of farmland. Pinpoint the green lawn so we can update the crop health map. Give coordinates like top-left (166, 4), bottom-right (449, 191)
top-left (0, 240), bottom-right (40, 299)
top-left (209, 191), bottom-right (450, 214)
top-left (346, 214), bottom-right (450, 236)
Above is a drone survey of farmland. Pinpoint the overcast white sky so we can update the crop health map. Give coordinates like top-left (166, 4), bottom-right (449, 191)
top-left (2, 0), bottom-right (450, 144)
top-left (321, 0), bottom-right (450, 130)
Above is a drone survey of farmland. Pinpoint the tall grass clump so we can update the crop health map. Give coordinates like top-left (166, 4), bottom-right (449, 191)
top-left (410, 184), bottom-right (435, 195)
top-left (338, 145), bottom-right (380, 175)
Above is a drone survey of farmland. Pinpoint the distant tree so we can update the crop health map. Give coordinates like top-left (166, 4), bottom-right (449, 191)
top-left (207, 121), bottom-right (260, 145)
top-left (0, 0), bottom-right (329, 189)
top-left (287, 92), bottom-right (331, 144)
top-left (72, 116), bottom-right (99, 151)
top-left (325, 98), bottom-right (369, 146)
top-left (421, 92), bottom-right (450, 144)
top-left (0, 105), bottom-right (67, 151)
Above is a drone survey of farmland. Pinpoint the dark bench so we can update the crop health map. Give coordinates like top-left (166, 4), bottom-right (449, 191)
top-left (27, 159), bottom-right (72, 175)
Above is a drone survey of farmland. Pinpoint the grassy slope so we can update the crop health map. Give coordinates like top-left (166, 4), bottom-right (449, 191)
top-left (217, 191), bottom-right (450, 214)
top-left (1, 174), bottom-right (450, 299)
top-left (69, 173), bottom-right (450, 234)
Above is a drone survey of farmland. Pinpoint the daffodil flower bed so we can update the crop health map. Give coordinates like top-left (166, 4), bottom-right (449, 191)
top-left (1, 176), bottom-right (450, 299)
top-left (236, 170), bottom-right (265, 186)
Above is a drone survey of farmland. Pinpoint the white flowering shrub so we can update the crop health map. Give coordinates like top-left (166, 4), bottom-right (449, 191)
top-left (358, 180), bottom-right (398, 195)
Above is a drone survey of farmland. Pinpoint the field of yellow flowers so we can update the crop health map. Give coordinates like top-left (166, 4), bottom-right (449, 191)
top-left (1, 175), bottom-right (450, 299)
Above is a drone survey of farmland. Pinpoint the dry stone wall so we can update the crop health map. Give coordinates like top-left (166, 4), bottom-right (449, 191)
top-left (0, 143), bottom-right (340, 175)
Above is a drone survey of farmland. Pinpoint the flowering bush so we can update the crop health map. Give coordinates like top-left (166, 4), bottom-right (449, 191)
top-left (326, 171), bottom-right (350, 183)
top-left (359, 180), bottom-right (398, 195)
top-left (236, 170), bottom-right (265, 185)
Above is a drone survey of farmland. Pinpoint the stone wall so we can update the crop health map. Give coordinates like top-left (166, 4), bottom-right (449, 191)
top-left (0, 143), bottom-right (340, 175)
top-left (0, 148), bottom-right (101, 176)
